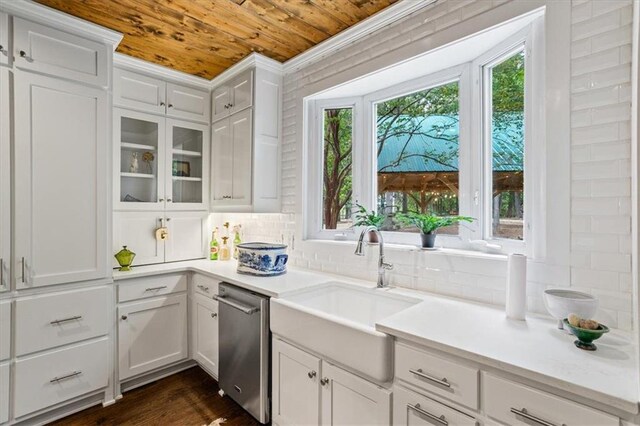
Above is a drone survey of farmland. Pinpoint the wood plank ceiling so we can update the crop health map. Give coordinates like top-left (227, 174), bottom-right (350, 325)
top-left (35, 0), bottom-right (399, 79)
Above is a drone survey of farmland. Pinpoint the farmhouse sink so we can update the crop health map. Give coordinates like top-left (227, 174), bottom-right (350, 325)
top-left (270, 281), bottom-right (421, 383)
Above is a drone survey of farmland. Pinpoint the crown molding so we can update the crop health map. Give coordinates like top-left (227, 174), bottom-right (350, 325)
top-left (209, 52), bottom-right (283, 88)
top-left (113, 53), bottom-right (212, 90)
top-left (0, 0), bottom-right (123, 49)
top-left (283, 0), bottom-right (437, 74)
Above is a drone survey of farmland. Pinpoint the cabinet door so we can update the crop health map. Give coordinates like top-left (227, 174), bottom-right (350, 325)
top-left (211, 118), bottom-right (233, 203)
top-left (164, 212), bottom-right (206, 262)
top-left (229, 70), bottom-right (253, 113)
top-left (0, 68), bottom-right (9, 291)
top-left (114, 108), bottom-right (166, 210)
top-left (166, 119), bottom-right (209, 211)
top-left (321, 362), bottom-right (391, 426)
top-left (113, 212), bottom-right (164, 267)
top-left (113, 68), bottom-right (166, 114)
top-left (211, 84), bottom-right (230, 122)
top-left (0, 361), bottom-right (8, 424)
top-left (118, 294), bottom-right (188, 380)
top-left (0, 13), bottom-right (9, 67)
top-left (272, 339), bottom-right (322, 426)
top-left (393, 386), bottom-right (477, 426)
top-left (14, 72), bottom-right (108, 289)
top-left (166, 83), bottom-right (210, 123)
top-left (13, 18), bottom-right (108, 87)
top-left (230, 109), bottom-right (252, 204)
top-left (191, 293), bottom-right (219, 378)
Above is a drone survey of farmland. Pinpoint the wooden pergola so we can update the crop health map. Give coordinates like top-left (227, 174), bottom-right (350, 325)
top-left (378, 170), bottom-right (524, 193)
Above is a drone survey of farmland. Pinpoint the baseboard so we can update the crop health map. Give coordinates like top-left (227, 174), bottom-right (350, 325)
top-left (120, 359), bottom-right (198, 394)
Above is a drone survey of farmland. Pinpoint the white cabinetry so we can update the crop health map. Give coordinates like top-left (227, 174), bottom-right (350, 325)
top-left (114, 67), bottom-right (210, 123)
top-left (0, 300), bottom-right (10, 361)
top-left (13, 17), bottom-right (108, 87)
top-left (211, 70), bottom-right (252, 122)
top-left (272, 338), bottom-right (391, 426)
top-left (191, 293), bottom-right (219, 378)
top-left (210, 65), bottom-right (281, 212)
top-left (0, 361), bottom-right (8, 424)
top-left (0, 12), bottom-right (9, 66)
top-left (393, 386), bottom-right (477, 426)
top-left (14, 71), bottom-right (108, 289)
top-left (0, 67), bottom-right (9, 292)
top-left (118, 293), bottom-right (188, 380)
top-left (113, 211), bottom-right (206, 267)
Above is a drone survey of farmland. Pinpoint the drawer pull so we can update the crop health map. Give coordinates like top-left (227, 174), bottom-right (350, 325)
top-left (211, 313), bottom-right (217, 318)
top-left (408, 403), bottom-right (448, 425)
top-left (409, 368), bottom-right (450, 388)
top-left (145, 286), bottom-right (168, 292)
top-left (50, 315), bottom-right (82, 325)
top-left (197, 285), bottom-right (210, 292)
top-left (50, 371), bottom-right (82, 383)
top-left (510, 408), bottom-right (564, 426)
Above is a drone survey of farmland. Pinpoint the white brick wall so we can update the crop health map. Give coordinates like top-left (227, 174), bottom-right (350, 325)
top-left (214, 0), bottom-right (635, 330)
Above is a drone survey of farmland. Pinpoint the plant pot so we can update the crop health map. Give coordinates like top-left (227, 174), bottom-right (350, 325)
top-left (368, 230), bottom-right (379, 244)
top-left (420, 232), bottom-right (436, 248)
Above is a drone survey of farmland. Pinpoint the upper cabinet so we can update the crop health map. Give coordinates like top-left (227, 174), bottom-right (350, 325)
top-left (114, 67), bottom-right (210, 123)
top-left (210, 66), bottom-right (281, 213)
top-left (13, 17), bottom-right (108, 87)
top-left (0, 13), bottom-right (10, 67)
top-left (13, 71), bottom-right (109, 289)
top-left (114, 108), bottom-right (209, 211)
top-left (211, 70), bottom-right (253, 122)
top-left (0, 67), bottom-right (9, 292)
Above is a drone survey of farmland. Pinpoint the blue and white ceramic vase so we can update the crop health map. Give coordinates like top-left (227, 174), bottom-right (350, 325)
top-left (236, 242), bottom-right (288, 276)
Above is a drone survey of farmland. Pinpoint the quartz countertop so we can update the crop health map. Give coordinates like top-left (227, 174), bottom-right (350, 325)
top-left (376, 292), bottom-right (639, 415)
top-left (113, 259), bottom-right (639, 414)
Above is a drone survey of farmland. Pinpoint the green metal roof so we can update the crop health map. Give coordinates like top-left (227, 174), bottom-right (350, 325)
top-left (377, 114), bottom-right (523, 173)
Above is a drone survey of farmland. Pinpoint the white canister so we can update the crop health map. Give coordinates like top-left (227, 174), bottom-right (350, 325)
top-left (506, 253), bottom-right (527, 320)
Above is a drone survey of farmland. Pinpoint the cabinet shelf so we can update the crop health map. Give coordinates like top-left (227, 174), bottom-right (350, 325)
top-left (172, 176), bottom-right (202, 182)
top-left (172, 149), bottom-right (202, 158)
top-left (121, 142), bottom-right (156, 151)
top-left (121, 172), bottom-right (155, 179)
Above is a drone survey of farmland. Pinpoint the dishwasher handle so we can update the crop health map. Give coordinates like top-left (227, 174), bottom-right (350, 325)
top-left (213, 294), bottom-right (260, 315)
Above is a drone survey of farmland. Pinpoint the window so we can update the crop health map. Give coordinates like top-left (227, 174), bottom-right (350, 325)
top-left (305, 17), bottom-right (542, 254)
top-left (376, 81), bottom-right (461, 235)
top-left (322, 107), bottom-right (353, 230)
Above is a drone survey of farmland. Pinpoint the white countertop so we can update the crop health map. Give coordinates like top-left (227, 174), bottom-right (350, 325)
top-left (113, 259), bottom-right (639, 414)
top-left (376, 294), bottom-right (640, 414)
top-left (112, 259), bottom-right (334, 298)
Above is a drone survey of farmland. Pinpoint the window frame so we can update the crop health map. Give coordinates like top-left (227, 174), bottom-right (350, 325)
top-left (304, 18), bottom-right (545, 256)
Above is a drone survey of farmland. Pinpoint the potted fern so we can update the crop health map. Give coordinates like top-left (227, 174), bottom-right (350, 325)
top-left (397, 212), bottom-right (474, 248)
top-left (353, 203), bottom-right (385, 243)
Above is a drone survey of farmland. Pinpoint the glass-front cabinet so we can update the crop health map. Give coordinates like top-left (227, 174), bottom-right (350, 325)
top-left (114, 108), bottom-right (209, 211)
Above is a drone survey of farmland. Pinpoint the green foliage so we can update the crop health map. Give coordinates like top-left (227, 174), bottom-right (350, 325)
top-left (396, 212), bottom-right (474, 234)
top-left (353, 203), bottom-right (385, 228)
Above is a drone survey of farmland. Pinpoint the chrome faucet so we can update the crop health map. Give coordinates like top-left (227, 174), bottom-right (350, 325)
top-left (354, 226), bottom-right (394, 288)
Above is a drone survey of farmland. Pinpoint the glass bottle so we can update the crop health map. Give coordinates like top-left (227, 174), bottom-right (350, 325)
top-left (220, 236), bottom-right (231, 261)
top-left (209, 228), bottom-right (219, 261)
top-left (232, 224), bottom-right (242, 259)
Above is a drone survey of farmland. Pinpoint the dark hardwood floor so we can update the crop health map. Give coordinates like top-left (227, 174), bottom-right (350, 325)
top-left (49, 367), bottom-right (261, 426)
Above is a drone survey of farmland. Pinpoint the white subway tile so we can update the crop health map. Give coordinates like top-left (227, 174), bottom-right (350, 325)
top-left (590, 25), bottom-right (632, 52)
top-left (590, 102), bottom-right (631, 125)
top-left (591, 288), bottom-right (632, 311)
top-left (590, 252), bottom-right (631, 272)
top-left (571, 122), bottom-right (619, 145)
top-left (590, 177), bottom-right (631, 197)
top-left (571, 9), bottom-right (622, 41)
top-left (571, 37), bottom-right (591, 59)
top-left (590, 140), bottom-right (630, 160)
top-left (591, 64), bottom-right (631, 89)
top-left (590, 0), bottom-right (631, 18)
top-left (571, 0), bottom-right (592, 24)
top-left (572, 85), bottom-right (619, 110)
top-left (591, 215), bottom-right (631, 234)
top-left (571, 47), bottom-right (620, 76)
top-left (571, 267), bottom-right (619, 290)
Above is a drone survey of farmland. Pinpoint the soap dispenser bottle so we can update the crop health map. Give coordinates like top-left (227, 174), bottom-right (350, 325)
top-left (209, 227), bottom-right (219, 260)
top-left (220, 236), bottom-right (231, 261)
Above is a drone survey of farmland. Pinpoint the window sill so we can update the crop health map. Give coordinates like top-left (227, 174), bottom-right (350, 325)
top-left (301, 238), bottom-right (508, 261)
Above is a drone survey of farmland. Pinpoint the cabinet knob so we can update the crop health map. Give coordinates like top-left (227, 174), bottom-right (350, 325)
top-left (19, 50), bottom-right (26, 57)
top-left (168, 104), bottom-right (173, 108)
top-left (211, 313), bottom-right (217, 318)
top-left (160, 101), bottom-right (165, 106)
top-left (0, 45), bottom-right (4, 52)
top-left (307, 370), bottom-right (317, 379)
top-left (121, 315), bottom-right (128, 320)
top-left (159, 198), bottom-right (164, 202)
top-left (320, 377), bottom-right (329, 386)
top-left (167, 198), bottom-right (172, 202)
top-left (166, 218), bottom-right (171, 221)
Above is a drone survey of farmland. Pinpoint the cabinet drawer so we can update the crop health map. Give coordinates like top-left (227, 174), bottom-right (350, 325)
top-left (166, 82), bottom-right (209, 122)
top-left (14, 338), bottom-right (109, 418)
top-left (118, 273), bottom-right (187, 302)
top-left (113, 68), bottom-right (166, 114)
top-left (0, 361), bottom-right (8, 424)
top-left (0, 13), bottom-right (9, 66)
top-left (192, 273), bottom-right (220, 297)
top-left (15, 287), bottom-right (108, 356)
top-left (394, 386), bottom-right (476, 426)
top-left (0, 300), bottom-right (10, 361)
top-left (483, 373), bottom-right (618, 426)
top-left (396, 343), bottom-right (479, 410)
top-left (13, 18), bottom-right (108, 87)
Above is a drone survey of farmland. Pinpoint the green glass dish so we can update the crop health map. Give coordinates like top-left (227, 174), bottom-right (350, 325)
top-left (115, 246), bottom-right (136, 271)
top-left (563, 319), bottom-right (609, 351)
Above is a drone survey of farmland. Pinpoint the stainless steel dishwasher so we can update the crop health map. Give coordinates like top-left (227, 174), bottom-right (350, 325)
top-left (214, 283), bottom-right (270, 424)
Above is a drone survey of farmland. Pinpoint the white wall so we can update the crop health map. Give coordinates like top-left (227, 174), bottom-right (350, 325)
top-left (214, 0), bottom-right (636, 330)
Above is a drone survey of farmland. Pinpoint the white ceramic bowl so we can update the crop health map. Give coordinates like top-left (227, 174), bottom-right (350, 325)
top-left (543, 289), bottom-right (598, 330)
